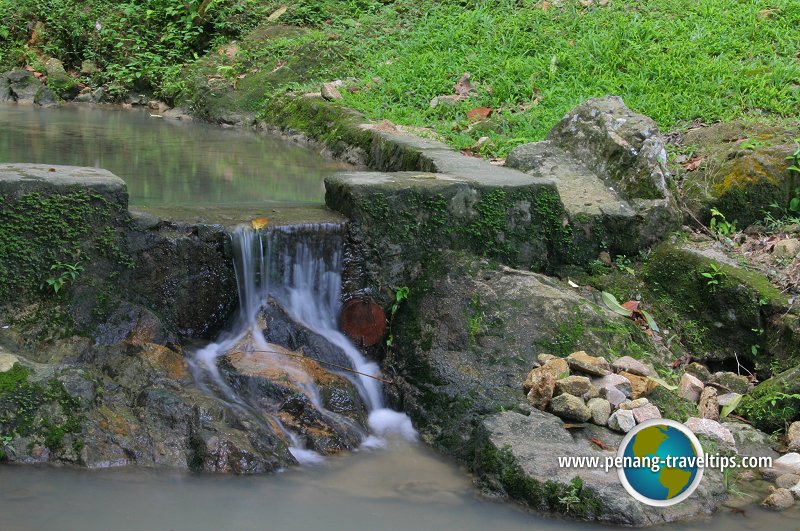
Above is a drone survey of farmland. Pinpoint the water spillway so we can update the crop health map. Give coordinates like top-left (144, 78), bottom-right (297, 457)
top-left (191, 222), bottom-right (415, 464)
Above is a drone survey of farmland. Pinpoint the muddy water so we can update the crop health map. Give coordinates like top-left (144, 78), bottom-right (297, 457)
top-left (1, 439), bottom-right (798, 531)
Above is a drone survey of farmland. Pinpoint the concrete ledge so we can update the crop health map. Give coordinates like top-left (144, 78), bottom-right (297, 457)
top-left (0, 163), bottom-right (128, 208)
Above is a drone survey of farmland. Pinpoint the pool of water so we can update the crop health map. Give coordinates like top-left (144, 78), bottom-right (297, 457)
top-left (1, 439), bottom-right (797, 531)
top-left (0, 104), bottom-right (350, 217)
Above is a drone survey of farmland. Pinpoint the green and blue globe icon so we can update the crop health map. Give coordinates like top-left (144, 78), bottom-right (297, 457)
top-left (618, 419), bottom-right (704, 506)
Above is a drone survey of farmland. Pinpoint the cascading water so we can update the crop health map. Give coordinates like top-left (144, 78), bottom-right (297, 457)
top-left (190, 222), bottom-right (416, 464)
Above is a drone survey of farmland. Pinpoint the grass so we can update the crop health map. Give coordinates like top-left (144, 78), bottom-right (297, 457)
top-left (238, 0), bottom-right (799, 157)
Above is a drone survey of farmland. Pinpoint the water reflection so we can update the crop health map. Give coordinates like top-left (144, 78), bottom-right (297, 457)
top-left (0, 105), bottom-right (350, 208)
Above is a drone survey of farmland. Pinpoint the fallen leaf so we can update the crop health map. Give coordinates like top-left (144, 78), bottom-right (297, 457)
top-left (454, 72), bottom-right (476, 98)
top-left (601, 291), bottom-right (633, 317)
top-left (267, 6), bottom-right (287, 21)
top-left (541, 0), bottom-right (550, 11)
top-left (250, 217), bottom-right (269, 230)
top-left (568, 279), bottom-right (580, 288)
top-left (622, 300), bottom-right (640, 312)
top-left (683, 156), bottom-right (705, 172)
top-left (589, 437), bottom-right (612, 450)
top-left (466, 107), bottom-right (493, 122)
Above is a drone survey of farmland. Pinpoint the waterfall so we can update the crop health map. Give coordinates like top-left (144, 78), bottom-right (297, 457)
top-left (190, 222), bottom-right (416, 464)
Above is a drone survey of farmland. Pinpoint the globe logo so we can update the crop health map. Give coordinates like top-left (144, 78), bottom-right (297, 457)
top-left (617, 418), bottom-right (705, 506)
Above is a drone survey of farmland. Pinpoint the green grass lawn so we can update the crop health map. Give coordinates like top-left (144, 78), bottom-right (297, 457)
top-left (3, 0), bottom-right (799, 157)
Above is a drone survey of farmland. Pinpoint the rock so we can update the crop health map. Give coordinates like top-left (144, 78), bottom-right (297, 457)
top-left (554, 375), bottom-right (593, 397)
top-left (632, 404), bottom-right (662, 424)
top-left (34, 86), bottom-right (57, 106)
top-left (619, 371), bottom-right (658, 398)
top-left (775, 453), bottom-right (800, 474)
top-left (548, 393), bottom-right (591, 422)
top-left (774, 239), bottom-right (800, 259)
top-left (92, 87), bottom-right (106, 103)
top-left (594, 373), bottom-right (632, 398)
top-left (762, 487), bottom-right (794, 510)
top-left (566, 351), bottom-right (611, 376)
top-left (698, 386), bottom-right (720, 421)
top-left (608, 409), bottom-right (637, 433)
top-left (791, 483), bottom-right (800, 500)
top-left (321, 82), bottom-right (342, 101)
top-left (710, 372), bottom-right (750, 394)
top-left (523, 358), bottom-right (569, 395)
top-left (685, 362), bottom-right (712, 383)
top-left (722, 421), bottom-right (779, 459)
top-left (611, 355), bottom-right (656, 377)
top-left (619, 398), bottom-right (650, 410)
top-left (684, 417), bottom-right (737, 451)
top-left (678, 373), bottom-right (704, 403)
top-left (429, 94), bottom-right (462, 108)
top-left (0, 351), bottom-right (20, 372)
top-left (788, 422), bottom-right (800, 453)
top-left (473, 410), bottom-right (726, 525)
top-left (587, 397), bottom-right (611, 425)
top-left (600, 386), bottom-right (628, 408)
top-left (538, 353), bottom-right (557, 364)
top-left (81, 60), bottom-right (100, 74)
top-left (6, 68), bottom-right (42, 103)
top-left (775, 473), bottom-right (800, 489)
top-left (73, 92), bottom-right (96, 103)
top-left (44, 58), bottom-right (77, 99)
top-left (717, 392), bottom-right (742, 407)
top-left (741, 366), bottom-right (800, 432)
top-left (526, 372), bottom-right (555, 410)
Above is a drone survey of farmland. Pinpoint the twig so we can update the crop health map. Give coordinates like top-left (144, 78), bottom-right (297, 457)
top-left (233, 348), bottom-right (394, 385)
top-left (681, 207), bottom-right (717, 240)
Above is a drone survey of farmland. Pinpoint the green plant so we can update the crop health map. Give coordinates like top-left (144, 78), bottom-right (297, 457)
top-left (467, 294), bottom-right (484, 345)
top-left (44, 261), bottom-right (83, 294)
top-left (709, 208), bottom-right (737, 237)
top-left (700, 263), bottom-right (726, 286)
top-left (386, 286), bottom-right (409, 348)
top-left (614, 254), bottom-right (635, 275)
top-left (787, 148), bottom-right (800, 211)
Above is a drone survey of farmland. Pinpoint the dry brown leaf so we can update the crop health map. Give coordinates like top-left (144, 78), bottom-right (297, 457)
top-left (683, 156), bottom-right (705, 172)
top-left (250, 217), bottom-right (269, 230)
top-left (466, 107), bottom-right (493, 122)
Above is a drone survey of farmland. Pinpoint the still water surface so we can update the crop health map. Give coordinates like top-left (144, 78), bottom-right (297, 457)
top-left (1, 439), bottom-right (797, 531)
top-left (0, 105), bottom-right (349, 212)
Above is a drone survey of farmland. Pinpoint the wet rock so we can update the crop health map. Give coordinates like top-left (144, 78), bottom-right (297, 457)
top-left (775, 453), bottom-right (800, 474)
top-left (548, 393), bottom-right (591, 422)
top-left (678, 373), bottom-right (704, 403)
top-left (619, 398), bottom-right (649, 410)
top-left (698, 386), bottom-right (720, 421)
top-left (473, 410), bottom-right (726, 525)
top-left (566, 351), bottom-right (611, 376)
top-left (611, 356), bottom-right (656, 377)
top-left (788, 422), bottom-right (800, 452)
top-left (594, 373), bottom-right (632, 397)
top-left (619, 371), bottom-right (658, 399)
top-left (633, 404), bottom-right (662, 424)
top-left (710, 372), bottom-right (749, 394)
top-left (685, 362), bottom-right (712, 383)
top-left (608, 409), bottom-right (636, 433)
top-left (33, 86), bottom-right (57, 106)
top-left (554, 375), bottom-right (593, 397)
top-left (587, 397), bottom-right (611, 425)
top-left (684, 417), bottom-right (736, 451)
top-left (526, 372), bottom-right (555, 410)
top-left (775, 473), bottom-right (800, 489)
top-left (762, 487), bottom-right (794, 510)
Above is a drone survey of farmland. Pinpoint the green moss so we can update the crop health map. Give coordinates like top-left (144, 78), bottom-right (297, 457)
top-left (648, 386), bottom-right (698, 422)
top-left (474, 442), bottom-right (602, 519)
top-left (739, 365), bottom-right (800, 433)
top-left (0, 363), bottom-right (31, 393)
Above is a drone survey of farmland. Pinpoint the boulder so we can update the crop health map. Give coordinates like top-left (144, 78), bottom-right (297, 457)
top-left (554, 375), bottom-right (594, 398)
top-left (717, 392), bottom-right (742, 408)
top-left (791, 483), bottom-right (800, 500)
top-left (594, 373), bottom-right (633, 397)
top-left (698, 386), bottom-right (720, 421)
top-left (775, 473), bottom-right (800, 490)
top-left (473, 411), bottom-right (726, 525)
top-left (710, 372), bottom-right (749, 394)
top-left (619, 371), bottom-right (658, 398)
top-left (321, 81), bottom-right (342, 100)
top-left (632, 404), bottom-right (662, 424)
top-left (685, 362), bottom-right (712, 383)
top-left (548, 393), bottom-right (591, 422)
top-left (722, 421), bottom-right (779, 459)
top-left (678, 373), bottom-right (704, 403)
top-left (740, 365), bottom-right (800, 432)
top-left (566, 351), bottom-right (611, 376)
top-left (684, 417), bottom-right (736, 452)
top-left (774, 239), bottom-right (800, 260)
top-left (526, 372), bottom-right (556, 410)
top-left (587, 397), bottom-right (611, 426)
top-left (788, 422), bottom-right (800, 453)
top-left (44, 57), bottom-right (78, 98)
top-left (538, 353), bottom-right (557, 364)
top-left (611, 355), bottom-right (656, 377)
top-left (608, 409), bottom-right (636, 433)
top-left (762, 487), bottom-right (794, 510)
top-left (523, 358), bottom-right (569, 394)
top-left (619, 398), bottom-right (650, 410)
top-left (775, 453), bottom-right (800, 474)
top-left (6, 69), bottom-right (42, 103)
